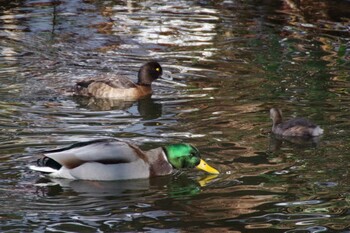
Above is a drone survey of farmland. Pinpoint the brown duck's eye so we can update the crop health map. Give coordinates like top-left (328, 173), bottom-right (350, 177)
top-left (156, 68), bottom-right (160, 72)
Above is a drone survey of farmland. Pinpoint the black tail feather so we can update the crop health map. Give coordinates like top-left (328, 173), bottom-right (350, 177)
top-left (37, 157), bottom-right (62, 170)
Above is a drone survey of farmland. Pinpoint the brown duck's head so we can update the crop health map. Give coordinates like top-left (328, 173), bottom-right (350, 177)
top-left (137, 61), bottom-right (163, 86)
top-left (270, 108), bottom-right (283, 124)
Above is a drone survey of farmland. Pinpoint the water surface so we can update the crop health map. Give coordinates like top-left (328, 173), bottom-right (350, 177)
top-left (0, 0), bottom-right (350, 232)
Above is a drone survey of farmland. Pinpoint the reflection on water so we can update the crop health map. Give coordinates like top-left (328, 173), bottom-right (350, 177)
top-left (75, 96), bottom-right (163, 121)
top-left (268, 134), bottom-right (322, 152)
top-left (35, 173), bottom-right (215, 198)
top-left (0, 0), bottom-right (350, 232)
top-left (35, 177), bottom-right (152, 197)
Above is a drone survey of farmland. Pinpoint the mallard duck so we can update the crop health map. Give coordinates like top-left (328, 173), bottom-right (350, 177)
top-left (29, 138), bottom-right (219, 181)
top-left (74, 61), bottom-right (162, 100)
top-left (270, 108), bottom-right (324, 137)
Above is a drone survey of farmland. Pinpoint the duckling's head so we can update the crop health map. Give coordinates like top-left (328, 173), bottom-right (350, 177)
top-left (137, 61), bottom-right (163, 85)
top-left (164, 144), bottom-right (219, 174)
top-left (270, 108), bottom-right (283, 125)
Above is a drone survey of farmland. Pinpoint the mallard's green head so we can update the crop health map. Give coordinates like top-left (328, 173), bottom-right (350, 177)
top-left (163, 144), bottom-right (219, 174)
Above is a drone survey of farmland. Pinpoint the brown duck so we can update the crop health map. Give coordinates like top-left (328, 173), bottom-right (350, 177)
top-left (74, 61), bottom-right (162, 100)
top-left (270, 108), bottom-right (324, 137)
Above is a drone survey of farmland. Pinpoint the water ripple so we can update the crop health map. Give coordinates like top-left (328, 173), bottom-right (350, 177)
top-left (0, 0), bottom-right (350, 232)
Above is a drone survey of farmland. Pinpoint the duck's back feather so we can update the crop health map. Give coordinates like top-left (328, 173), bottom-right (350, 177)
top-left (76, 75), bottom-right (137, 89)
top-left (75, 75), bottom-right (152, 100)
top-left (278, 118), bottom-right (317, 130)
top-left (274, 118), bottom-right (323, 137)
top-left (44, 139), bottom-right (146, 169)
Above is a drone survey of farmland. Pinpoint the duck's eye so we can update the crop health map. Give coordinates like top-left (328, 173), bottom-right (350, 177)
top-left (156, 67), bottom-right (160, 72)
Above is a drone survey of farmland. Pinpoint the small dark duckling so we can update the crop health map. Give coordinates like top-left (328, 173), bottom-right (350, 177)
top-left (270, 108), bottom-right (324, 137)
top-left (74, 61), bottom-right (162, 100)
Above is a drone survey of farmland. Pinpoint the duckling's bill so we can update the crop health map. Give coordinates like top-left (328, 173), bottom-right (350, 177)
top-left (196, 159), bottom-right (219, 174)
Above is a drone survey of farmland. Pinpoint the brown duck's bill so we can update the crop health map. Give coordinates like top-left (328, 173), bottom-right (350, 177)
top-left (196, 159), bottom-right (220, 174)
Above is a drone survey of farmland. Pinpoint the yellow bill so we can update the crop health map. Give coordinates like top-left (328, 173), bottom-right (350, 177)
top-left (196, 159), bottom-right (219, 174)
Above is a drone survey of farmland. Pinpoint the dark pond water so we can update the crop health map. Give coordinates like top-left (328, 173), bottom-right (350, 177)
top-left (1, 0), bottom-right (350, 232)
